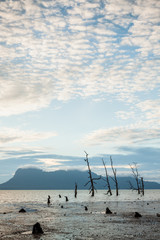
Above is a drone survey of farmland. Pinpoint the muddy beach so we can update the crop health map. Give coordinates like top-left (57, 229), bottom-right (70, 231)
top-left (0, 194), bottom-right (160, 240)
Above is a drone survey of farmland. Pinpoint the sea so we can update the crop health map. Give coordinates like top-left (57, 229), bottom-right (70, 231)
top-left (0, 189), bottom-right (160, 207)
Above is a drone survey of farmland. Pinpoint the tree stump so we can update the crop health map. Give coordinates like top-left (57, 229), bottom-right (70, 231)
top-left (105, 207), bottom-right (112, 214)
top-left (32, 222), bottom-right (44, 235)
top-left (134, 212), bottom-right (142, 218)
top-left (85, 206), bottom-right (88, 211)
top-left (19, 208), bottom-right (26, 213)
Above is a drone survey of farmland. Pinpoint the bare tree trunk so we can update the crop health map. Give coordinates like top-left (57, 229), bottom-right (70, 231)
top-left (141, 177), bottom-right (144, 195)
top-left (84, 151), bottom-right (100, 197)
top-left (75, 182), bottom-right (77, 198)
top-left (102, 159), bottom-right (112, 195)
top-left (110, 156), bottom-right (119, 196)
top-left (130, 163), bottom-right (141, 194)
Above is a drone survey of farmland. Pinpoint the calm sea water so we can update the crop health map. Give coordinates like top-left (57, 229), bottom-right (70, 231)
top-left (0, 189), bottom-right (159, 207)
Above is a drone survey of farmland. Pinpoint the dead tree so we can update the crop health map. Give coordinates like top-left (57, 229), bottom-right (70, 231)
top-left (74, 182), bottom-right (77, 198)
top-left (140, 177), bottom-right (144, 196)
top-left (84, 151), bottom-right (100, 197)
top-left (102, 159), bottom-right (112, 195)
top-left (110, 156), bottom-right (119, 196)
top-left (129, 162), bottom-right (141, 194)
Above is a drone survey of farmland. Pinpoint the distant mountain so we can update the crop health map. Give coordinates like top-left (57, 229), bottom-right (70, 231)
top-left (0, 168), bottom-right (159, 190)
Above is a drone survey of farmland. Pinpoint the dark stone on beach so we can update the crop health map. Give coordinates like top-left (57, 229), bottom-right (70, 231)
top-left (3, 212), bottom-right (6, 214)
top-left (19, 208), bottom-right (26, 213)
top-left (105, 207), bottom-right (112, 214)
top-left (61, 205), bottom-right (64, 208)
top-left (147, 203), bottom-right (149, 205)
top-left (85, 206), bottom-right (88, 211)
top-left (32, 222), bottom-right (44, 235)
top-left (134, 212), bottom-right (142, 218)
top-left (59, 194), bottom-right (61, 198)
top-left (157, 213), bottom-right (160, 217)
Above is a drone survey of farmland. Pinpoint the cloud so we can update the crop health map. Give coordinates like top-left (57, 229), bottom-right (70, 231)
top-left (82, 126), bottom-right (160, 147)
top-left (0, 128), bottom-right (57, 144)
top-left (36, 158), bottom-right (71, 167)
top-left (137, 99), bottom-right (160, 122)
top-left (0, 0), bottom-right (159, 116)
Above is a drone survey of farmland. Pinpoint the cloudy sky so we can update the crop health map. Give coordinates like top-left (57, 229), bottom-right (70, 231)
top-left (0, 0), bottom-right (160, 184)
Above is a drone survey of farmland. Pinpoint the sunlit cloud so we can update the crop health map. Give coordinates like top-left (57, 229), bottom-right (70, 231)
top-left (36, 158), bottom-right (71, 167)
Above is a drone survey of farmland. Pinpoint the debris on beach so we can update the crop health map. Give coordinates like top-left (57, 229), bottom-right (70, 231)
top-left (157, 213), bottom-right (160, 217)
top-left (19, 208), bottom-right (26, 213)
top-left (32, 222), bottom-right (44, 235)
top-left (134, 212), bottom-right (142, 218)
top-left (59, 194), bottom-right (61, 198)
top-left (105, 207), bottom-right (112, 214)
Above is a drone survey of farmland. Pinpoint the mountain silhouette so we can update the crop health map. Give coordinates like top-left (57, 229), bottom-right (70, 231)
top-left (0, 168), bottom-right (159, 190)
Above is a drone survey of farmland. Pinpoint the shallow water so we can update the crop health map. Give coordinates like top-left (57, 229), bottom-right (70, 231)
top-left (0, 190), bottom-right (160, 240)
top-left (0, 189), bottom-right (159, 206)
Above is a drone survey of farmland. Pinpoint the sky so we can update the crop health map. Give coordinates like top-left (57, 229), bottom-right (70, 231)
top-left (0, 0), bottom-right (160, 184)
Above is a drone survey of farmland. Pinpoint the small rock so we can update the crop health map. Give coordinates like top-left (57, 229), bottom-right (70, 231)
top-left (157, 213), bottom-right (160, 217)
top-left (32, 222), bottom-right (44, 235)
top-left (3, 212), bottom-right (6, 214)
top-left (134, 212), bottom-right (142, 218)
top-left (61, 205), bottom-right (64, 208)
top-left (105, 207), bottom-right (112, 214)
top-left (19, 208), bottom-right (26, 213)
top-left (147, 203), bottom-right (149, 205)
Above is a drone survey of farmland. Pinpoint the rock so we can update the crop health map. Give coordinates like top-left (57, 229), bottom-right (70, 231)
top-left (61, 205), bottom-right (64, 208)
top-left (134, 212), bottom-right (142, 218)
top-left (85, 206), bottom-right (88, 211)
top-left (19, 208), bottom-right (26, 213)
top-left (157, 213), bottom-right (160, 217)
top-left (105, 207), bottom-right (112, 214)
top-left (32, 222), bottom-right (44, 235)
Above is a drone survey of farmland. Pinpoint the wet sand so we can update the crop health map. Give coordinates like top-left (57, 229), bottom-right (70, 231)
top-left (0, 199), bottom-right (160, 240)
